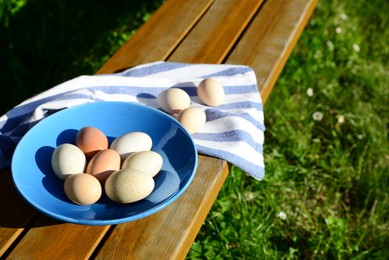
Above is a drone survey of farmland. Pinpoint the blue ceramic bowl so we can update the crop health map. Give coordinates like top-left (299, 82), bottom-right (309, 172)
top-left (11, 101), bottom-right (197, 225)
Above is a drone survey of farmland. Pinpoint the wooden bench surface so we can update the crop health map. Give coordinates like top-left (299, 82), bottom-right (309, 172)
top-left (0, 0), bottom-right (317, 258)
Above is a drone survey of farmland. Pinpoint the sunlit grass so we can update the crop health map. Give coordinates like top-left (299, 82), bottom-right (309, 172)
top-left (188, 0), bottom-right (388, 259)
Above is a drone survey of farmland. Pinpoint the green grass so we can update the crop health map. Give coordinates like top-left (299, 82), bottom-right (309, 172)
top-left (1, 0), bottom-right (388, 259)
top-left (188, 1), bottom-right (389, 259)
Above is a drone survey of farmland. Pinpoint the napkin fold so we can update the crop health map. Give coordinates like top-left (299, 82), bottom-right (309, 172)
top-left (0, 62), bottom-right (265, 179)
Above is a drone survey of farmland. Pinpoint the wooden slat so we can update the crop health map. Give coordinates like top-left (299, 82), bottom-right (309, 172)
top-left (1, 167), bottom-right (109, 259)
top-left (0, 170), bottom-right (37, 257)
top-left (226, 0), bottom-right (318, 104)
top-left (1, 0), bottom-right (318, 258)
top-left (96, 0), bottom-right (214, 74)
top-left (95, 1), bottom-right (264, 258)
top-left (95, 155), bottom-right (228, 259)
top-left (2, 1), bottom-right (216, 259)
top-left (7, 216), bottom-right (109, 259)
top-left (169, 0), bottom-right (264, 63)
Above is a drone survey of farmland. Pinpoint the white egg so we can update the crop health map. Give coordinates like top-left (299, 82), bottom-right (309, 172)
top-left (105, 169), bottom-right (155, 204)
top-left (157, 88), bottom-right (191, 115)
top-left (110, 132), bottom-right (152, 161)
top-left (51, 143), bottom-right (87, 180)
top-left (122, 151), bottom-right (163, 177)
top-left (178, 106), bottom-right (206, 134)
top-left (197, 78), bottom-right (225, 107)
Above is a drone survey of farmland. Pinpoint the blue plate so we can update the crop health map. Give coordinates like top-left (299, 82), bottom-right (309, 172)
top-left (11, 101), bottom-right (197, 225)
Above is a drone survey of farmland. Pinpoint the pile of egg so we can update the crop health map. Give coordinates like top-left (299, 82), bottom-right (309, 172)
top-left (51, 78), bottom-right (224, 206)
top-left (157, 78), bottom-right (225, 134)
top-left (51, 126), bottom-right (162, 205)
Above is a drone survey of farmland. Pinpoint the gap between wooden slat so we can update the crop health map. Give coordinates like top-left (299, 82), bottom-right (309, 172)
top-left (1, 1), bottom-right (318, 256)
top-left (95, 0), bottom-right (266, 259)
top-left (0, 170), bottom-right (39, 258)
top-left (226, 0), bottom-right (318, 104)
top-left (0, 214), bottom-right (40, 258)
top-left (6, 215), bottom-right (110, 259)
top-left (168, 0), bottom-right (264, 64)
top-left (97, 0), bottom-right (215, 74)
top-left (3, 0), bottom-right (216, 259)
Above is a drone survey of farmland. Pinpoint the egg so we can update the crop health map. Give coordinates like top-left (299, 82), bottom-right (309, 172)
top-left (51, 143), bottom-right (87, 180)
top-left (178, 107), bottom-right (206, 134)
top-left (86, 149), bottom-right (121, 184)
top-left (64, 173), bottom-right (102, 205)
top-left (105, 169), bottom-right (155, 204)
top-left (76, 126), bottom-right (108, 159)
top-left (157, 88), bottom-right (191, 115)
top-left (110, 131), bottom-right (152, 161)
top-left (197, 78), bottom-right (225, 107)
top-left (122, 151), bottom-right (163, 177)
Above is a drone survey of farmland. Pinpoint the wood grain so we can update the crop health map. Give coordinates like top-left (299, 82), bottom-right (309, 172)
top-left (1, 0), bottom-right (318, 258)
top-left (226, 0), bottom-right (318, 104)
top-left (96, 0), bottom-right (214, 74)
top-left (2, 1), bottom-right (220, 259)
top-left (7, 216), bottom-right (109, 259)
top-left (169, 0), bottom-right (264, 63)
top-left (95, 156), bottom-right (228, 259)
top-left (95, 1), bottom-right (266, 258)
top-left (0, 170), bottom-right (37, 257)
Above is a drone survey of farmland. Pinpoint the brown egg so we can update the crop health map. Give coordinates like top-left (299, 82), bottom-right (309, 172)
top-left (64, 173), bottom-right (102, 205)
top-left (178, 107), bottom-right (206, 134)
top-left (76, 126), bottom-right (108, 159)
top-left (86, 149), bottom-right (121, 185)
top-left (197, 78), bottom-right (225, 107)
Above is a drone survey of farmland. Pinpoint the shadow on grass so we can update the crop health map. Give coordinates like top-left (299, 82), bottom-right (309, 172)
top-left (0, 0), bottom-right (163, 115)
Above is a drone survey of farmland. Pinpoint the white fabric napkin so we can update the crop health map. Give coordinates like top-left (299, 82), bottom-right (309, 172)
top-left (0, 62), bottom-right (265, 179)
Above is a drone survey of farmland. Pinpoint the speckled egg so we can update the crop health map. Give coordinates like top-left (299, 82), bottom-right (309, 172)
top-left (105, 169), bottom-right (155, 204)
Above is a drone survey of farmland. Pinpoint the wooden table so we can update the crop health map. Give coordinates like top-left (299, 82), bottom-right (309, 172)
top-left (0, 0), bottom-right (317, 258)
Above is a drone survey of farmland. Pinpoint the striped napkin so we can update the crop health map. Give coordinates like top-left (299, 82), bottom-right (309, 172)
top-left (0, 62), bottom-right (265, 180)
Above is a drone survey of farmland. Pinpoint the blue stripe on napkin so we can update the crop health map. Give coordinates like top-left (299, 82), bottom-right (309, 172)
top-left (0, 61), bottom-right (265, 180)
